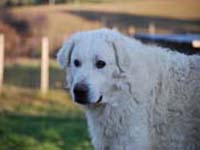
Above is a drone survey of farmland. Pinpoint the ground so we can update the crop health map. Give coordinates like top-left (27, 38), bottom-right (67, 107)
top-left (0, 59), bottom-right (93, 150)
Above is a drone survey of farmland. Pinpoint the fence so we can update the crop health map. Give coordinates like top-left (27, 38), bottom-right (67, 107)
top-left (0, 34), bottom-right (4, 93)
top-left (41, 37), bottom-right (49, 94)
top-left (0, 26), bottom-right (200, 94)
top-left (0, 34), bottom-right (51, 95)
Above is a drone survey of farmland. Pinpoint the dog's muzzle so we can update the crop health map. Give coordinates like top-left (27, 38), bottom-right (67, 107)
top-left (73, 83), bottom-right (89, 104)
top-left (73, 83), bottom-right (103, 105)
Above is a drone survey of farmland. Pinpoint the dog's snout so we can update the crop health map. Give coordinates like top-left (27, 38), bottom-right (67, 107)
top-left (73, 83), bottom-right (89, 104)
top-left (74, 83), bottom-right (88, 96)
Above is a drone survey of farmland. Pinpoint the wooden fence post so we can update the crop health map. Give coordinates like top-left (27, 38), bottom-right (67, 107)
top-left (0, 34), bottom-right (4, 94)
top-left (101, 16), bottom-right (107, 27)
top-left (149, 22), bottom-right (156, 35)
top-left (112, 26), bottom-right (119, 31)
top-left (192, 40), bottom-right (200, 48)
top-left (128, 26), bottom-right (136, 36)
top-left (41, 37), bottom-right (49, 95)
top-left (49, 0), bottom-right (55, 5)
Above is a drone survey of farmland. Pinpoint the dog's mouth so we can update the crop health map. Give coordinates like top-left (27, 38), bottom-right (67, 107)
top-left (88, 95), bottom-right (103, 107)
top-left (75, 95), bottom-right (103, 106)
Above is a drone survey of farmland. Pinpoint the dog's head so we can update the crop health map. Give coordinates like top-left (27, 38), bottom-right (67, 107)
top-left (57, 29), bottom-right (135, 106)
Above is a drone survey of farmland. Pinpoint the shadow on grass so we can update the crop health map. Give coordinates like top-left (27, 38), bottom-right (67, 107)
top-left (66, 10), bottom-right (200, 33)
top-left (0, 112), bottom-right (92, 150)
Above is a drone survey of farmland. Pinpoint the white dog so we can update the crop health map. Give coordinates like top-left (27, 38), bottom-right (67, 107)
top-left (57, 29), bottom-right (200, 150)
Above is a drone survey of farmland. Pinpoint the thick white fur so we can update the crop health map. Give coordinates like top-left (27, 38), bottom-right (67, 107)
top-left (57, 29), bottom-right (200, 150)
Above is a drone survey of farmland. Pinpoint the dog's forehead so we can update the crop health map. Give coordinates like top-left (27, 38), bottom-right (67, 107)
top-left (72, 34), bottom-right (113, 59)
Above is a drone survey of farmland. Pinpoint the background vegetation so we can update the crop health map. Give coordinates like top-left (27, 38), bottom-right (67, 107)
top-left (0, 0), bottom-right (199, 57)
top-left (0, 60), bottom-right (93, 150)
top-left (0, 0), bottom-right (113, 7)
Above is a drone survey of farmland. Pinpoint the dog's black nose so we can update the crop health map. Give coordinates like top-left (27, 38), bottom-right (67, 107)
top-left (73, 83), bottom-right (89, 104)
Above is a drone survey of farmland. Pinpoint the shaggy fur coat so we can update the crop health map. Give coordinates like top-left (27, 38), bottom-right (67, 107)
top-left (57, 29), bottom-right (200, 150)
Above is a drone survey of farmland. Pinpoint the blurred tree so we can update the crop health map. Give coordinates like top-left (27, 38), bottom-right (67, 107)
top-left (5, 0), bottom-right (14, 7)
top-left (0, 8), bottom-right (46, 57)
top-left (0, 0), bottom-right (111, 6)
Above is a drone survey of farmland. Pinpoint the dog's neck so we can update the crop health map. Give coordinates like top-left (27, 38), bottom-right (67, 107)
top-left (85, 92), bottom-right (151, 150)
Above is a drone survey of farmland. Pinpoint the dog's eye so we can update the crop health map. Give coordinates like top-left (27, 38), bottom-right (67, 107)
top-left (74, 59), bottom-right (81, 67)
top-left (96, 60), bottom-right (106, 69)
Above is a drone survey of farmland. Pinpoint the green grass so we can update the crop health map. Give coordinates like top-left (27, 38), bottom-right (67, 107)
top-left (4, 59), bottom-right (65, 89)
top-left (0, 113), bottom-right (92, 150)
top-left (0, 59), bottom-right (93, 150)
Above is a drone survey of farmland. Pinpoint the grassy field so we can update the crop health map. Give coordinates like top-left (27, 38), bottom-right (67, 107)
top-left (4, 59), bottom-right (65, 89)
top-left (0, 59), bottom-right (93, 150)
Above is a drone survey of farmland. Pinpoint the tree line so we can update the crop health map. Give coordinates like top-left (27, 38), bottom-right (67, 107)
top-left (0, 0), bottom-right (111, 7)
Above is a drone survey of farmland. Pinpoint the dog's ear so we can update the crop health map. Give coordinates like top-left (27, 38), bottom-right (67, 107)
top-left (57, 40), bottom-right (75, 69)
top-left (109, 34), bottom-right (131, 76)
top-left (112, 42), bottom-right (126, 74)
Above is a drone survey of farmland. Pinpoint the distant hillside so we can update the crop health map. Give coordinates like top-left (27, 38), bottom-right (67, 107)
top-left (0, 0), bottom-right (199, 57)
